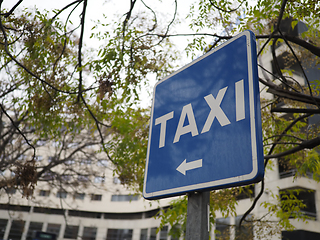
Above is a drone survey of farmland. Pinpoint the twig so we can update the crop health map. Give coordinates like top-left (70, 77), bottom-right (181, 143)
top-left (0, 0), bottom-right (23, 17)
top-left (76, 0), bottom-right (87, 103)
top-left (208, 0), bottom-right (245, 13)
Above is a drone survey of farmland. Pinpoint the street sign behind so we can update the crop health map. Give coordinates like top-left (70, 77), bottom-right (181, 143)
top-left (143, 30), bottom-right (264, 200)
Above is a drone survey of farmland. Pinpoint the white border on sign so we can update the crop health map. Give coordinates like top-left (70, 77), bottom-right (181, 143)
top-left (143, 30), bottom-right (259, 199)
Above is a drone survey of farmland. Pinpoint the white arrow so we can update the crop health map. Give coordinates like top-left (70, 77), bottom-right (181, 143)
top-left (176, 159), bottom-right (203, 175)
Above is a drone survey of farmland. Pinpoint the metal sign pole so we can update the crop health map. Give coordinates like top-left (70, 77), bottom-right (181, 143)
top-left (186, 191), bottom-right (210, 240)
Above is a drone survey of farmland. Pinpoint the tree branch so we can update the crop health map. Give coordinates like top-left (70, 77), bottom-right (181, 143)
top-left (260, 78), bottom-right (320, 106)
top-left (278, 29), bottom-right (320, 109)
top-left (275, 0), bottom-right (288, 32)
top-left (140, 0), bottom-right (157, 31)
top-left (239, 113), bottom-right (312, 227)
top-left (50, 0), bottom-right (83, 22)
top-left (0, 0), bottom-right (23, 17)
top-left (121, 0), bottom-right (137, 53)
top-left (76, 0), bottom-right (87, 103)
top-left (264, 137), bottom-right (320, 160)
top-left (271, 107), bottom-right (320, 114)
top-left (208, 0), bottom-right (245, 13)
top-left (0, 15), bottom-right (78, 95)
top-left (257, 34), bottom-right (320, 58)
top-left (0, 104), bottom-right (35, 160)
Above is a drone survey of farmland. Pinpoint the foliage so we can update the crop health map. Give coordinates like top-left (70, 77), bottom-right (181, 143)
top-left (0, 1), bottom-right (177, 202)
top-left (108, 106), bottom-right (149, 192)
top-left (104, 0), bottom-right (320, 238)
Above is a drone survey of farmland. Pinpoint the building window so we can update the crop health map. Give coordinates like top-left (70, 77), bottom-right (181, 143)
top-left (91, 194), bottom-right (102, 201)
top-left (39, 190), bottom-right (50, 197)
top-left (65, 159), bottom-right (75, 165)
top-left (81, 159), bottom-right (92, 165)
top-left (278, 157), bottom-right (313, 179)
top-left (8, 220), bottom-right (25, 240)
top-left (0, 219), bottom-right (8, 239)
top-left (235, 215), bottom-right (253, 240)
top-left (52, 141), bottom-right (61, 147)
top-left (106, 229), bottom-right (133, 240)
top-left (97, 160), bottom-right (108, 167)
top-left (113, 177), bottom-right (121, 184)
top-left (35, 155), bottom-right (43, 161)
top-left (48, 156), bottom-right (56, 163)
top-left (215, 217), bottom-right (230, 240)
top-left (1, 205), bottom-right (30, 212)
top-left (140, 229), bottom-right (148, 240)
top-left (86, 144), bottom-right (95, 149)
top-left (67, 143), bottom-right (79, 148)
top-left (74, 192), bottom-right (85, 200)
top-left (159, 226), bottom-right (168, 240)
top-left (104, 212), bottom-right (142, 220)
top-left (150, 227), bottom-right (157, 240)
top-left (278, 157), bottom-right (297, 179)
top-left (46, 223), bottom-right (61, 235)
top-left (83, 227), bottom-right (97, 240)
top-left (5, 187), bottom-right (16, 194)
top-left (282, 230), bottom-right (320, 240)
top-left (69, 210), bottom-right (101, 218)
top-left (280, 188), bottom-right (317, 219)
top-left (170, 225), bottom-right (180, 240)
top-left (235, 185), bottom-right (255, 200)
top-left (56, 190), bottom-right (68, 199)
top-left (94, 176), bottom-right (105, 184)
top-left (61, 175), bottom-right (71, 182)
top-left (111, 194), bottom-right (139, 202)
top-left (145, 209), bottom-right (160, 218)
top-left (42, 172), bottom-right (54, 180)
top-left (64, 225), bottom-right (79, 239)
top-left (36, 140), bottom-right (46, 146)
top-left (78, 175), bottom-right (90, 182)
top-left (34, 207), bottom-right (64, 215)
top-left (27, 222), bottom-right (43, 238)
top-left (18, 154), bottom-right (27, 160)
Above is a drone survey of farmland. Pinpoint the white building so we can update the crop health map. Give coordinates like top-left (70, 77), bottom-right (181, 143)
top-left (0, 145), bottom-right (176, 240)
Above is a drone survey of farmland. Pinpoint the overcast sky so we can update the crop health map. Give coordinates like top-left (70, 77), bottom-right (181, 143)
top-left (2, 0), bottom-right (194, 43)
top-left (0, 0), bottom-right (209, 107)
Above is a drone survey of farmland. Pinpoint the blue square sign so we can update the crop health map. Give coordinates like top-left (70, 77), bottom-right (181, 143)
top-left (143, 30), bottom-right (264, 200)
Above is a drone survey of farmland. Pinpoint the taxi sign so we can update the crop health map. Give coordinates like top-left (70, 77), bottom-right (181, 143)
top-left (143, 31), bottom-right (264, 200)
